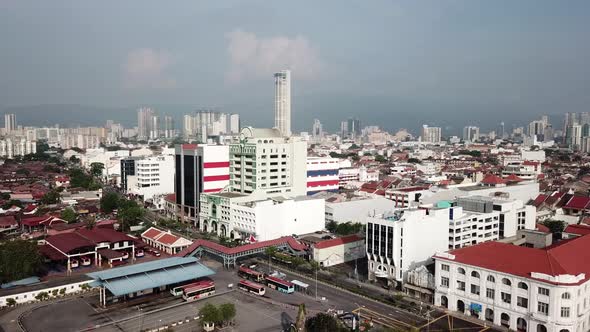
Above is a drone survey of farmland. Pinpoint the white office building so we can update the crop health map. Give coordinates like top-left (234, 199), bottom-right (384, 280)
top-left (229, 127), bottom-right (307, 198)
top-left (463, 126), bottom-right (480, 142)
top-left (4, 114), bottom-right (16, 133)
top-left (199, 193), bottom-right (325, 242)
top-left (421, 125), bottom-right (442, 143)
top-left (0, 138), bottom-right (36, 158)
top-left (274, 70), bottom-right (291, 137)
top-left (434, 235), bottom-right (590, 332)
top-left (127, 155), bottom-right (175, 200)
top-left (366, 208), bottom-right (449, 285)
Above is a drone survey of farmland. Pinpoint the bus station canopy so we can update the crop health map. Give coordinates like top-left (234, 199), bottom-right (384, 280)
top-left (86, 257), bottom-right (214, 296)
top-left (291, 280), bottom-right (309, 289)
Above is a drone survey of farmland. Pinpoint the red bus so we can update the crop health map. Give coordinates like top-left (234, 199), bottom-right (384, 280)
top-left (238, 279), bottom-right (266, 296)
top-left (171, 280), bottom-right (206, 296)
top-left (238, 266), bottom-right (265, 282)
top-left (265, 275), bottom-right (294, 294)
top-left (182, 280), bottom-right (216, 301)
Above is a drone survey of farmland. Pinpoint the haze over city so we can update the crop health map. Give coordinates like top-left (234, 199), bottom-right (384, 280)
top-left (1, 1), bottom-right (590, 133)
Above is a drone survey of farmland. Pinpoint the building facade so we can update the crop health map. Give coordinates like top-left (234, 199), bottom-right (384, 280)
top-left (175, 144), bottom-right (230, 222)
top-left (229, 127), bottom-right (306, 197)
top-left (434, 237), bottom-right (590, 332)
top-left (306, 156), bottom-right (339, 195)
top-left (274, 70), bottom-right (291, 136)
top-left (366, 208), bottom-right (449, 285)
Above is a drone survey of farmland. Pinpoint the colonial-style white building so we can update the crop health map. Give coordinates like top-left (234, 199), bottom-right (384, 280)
top-left (434, 236), bottom-right (590, 332)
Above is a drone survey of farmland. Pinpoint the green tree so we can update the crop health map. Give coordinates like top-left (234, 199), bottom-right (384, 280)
top-left (0, 192), bottom-right (10, 200)
top-left (51, 289), bottom-right (59, 297)
top-left (542, 219), bottom-right (567, 234)
top-left (90, 162), bottom-right (105, 178)
top-left (407, 158), bottom-right (421, 164)
top-left (295, 303), bottom-right (306, 331)
top-left (305, 313), bottom-right (343, 332)
top-left (219, 303), bottom-right (236, 326)
top-left (325, 220), bottom-right (337, 233)
top-left (375, 155), bottom-right (387, 163)
top-left (117, 200), bottom-right (144, 231)
top-left (60, 207), bottom-right (77, 223)
top-left (1, 199), bottom-right (23, 209)
top-left (40, 190), bottom-right (61, 205)
top-left (0, 240), bottom-right (43, 283)
top-left (100, 192), bottom-right (120, 214)
top-left (69, 155), bottom-right (80, 164)
top-left (35, 291), bottom-right (49, 301)
top-left (6, 298), bottom-right (16, 307)
top-left (199, 303), bottom-right (222, 326)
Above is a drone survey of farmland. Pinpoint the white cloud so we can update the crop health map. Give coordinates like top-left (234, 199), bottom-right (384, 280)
top-left (123, 48), bottom-right (176, 90)
top-left (225, 29), bottom-right (320, 83)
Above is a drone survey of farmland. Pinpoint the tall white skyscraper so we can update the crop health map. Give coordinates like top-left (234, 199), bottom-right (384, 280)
top-left (274, 70), bottom-right (291, 137)
top-left (312, 119), bottom-right (323, 140)
top-left (137, 107), bottom-right (155, 140)
top-left (4, 114), bottom-right (16, 133)
top-left (421, 125), bottom-right (442, 143)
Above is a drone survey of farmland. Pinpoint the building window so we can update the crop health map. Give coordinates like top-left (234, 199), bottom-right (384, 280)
top-left (457, 281), bottom-right (466, 291)
top-left (562, 292), bottom-right (571, 300)
top-left (517, 282), bottom-right (528, 290)
top-left (517, 296), bottom-right (528, 308)
top-left (501, 292), bottom-right (511, 304)
top-left (441, 264), bottom-right (449, 272)
top-left (538, 302), bottom-right (549, 315)
top-left (470, 284), bottom-right (480, 295)
top-left (486, 288), bottom-right (495, 299)
top-left (487, 275), bottom-right (495, 283)
top-left (501, 278), bottom-right (511, 286)
top-left (538, 287), bottom-right (550, 296)
top-left (471, 271), bottom-right (480, 278)
top-left (457, 267), bottom-right (466, 275)
top-left (561, 307), bottom-right (570, 318)
top-left (441, 277), bottom-right (449, 288)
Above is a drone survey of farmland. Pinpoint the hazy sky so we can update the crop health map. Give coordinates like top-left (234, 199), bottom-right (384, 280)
top-left (1, 1), bottom-right (590, 132)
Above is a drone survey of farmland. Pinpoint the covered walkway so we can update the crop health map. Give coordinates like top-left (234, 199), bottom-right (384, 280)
top-left (86, 257), bottom-right (214, 306)
top-left (177, 236), bottom-right (308, 267)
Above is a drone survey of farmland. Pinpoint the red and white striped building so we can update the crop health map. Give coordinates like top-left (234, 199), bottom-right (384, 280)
top-left (175, 144), bottom-right (230, 222)
top-left (306, 156), bottom-right (339, 195)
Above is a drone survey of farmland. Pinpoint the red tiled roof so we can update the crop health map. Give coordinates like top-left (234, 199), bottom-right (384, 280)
top-left (504, 174), bottom-right (523, 182)
top-left (314, 235), bottom-right (364, 249)
top-left (564, 224), bottom-right (590, 236)
top-left (20, 215), bottom-right (57, 227)
top-left (76, 228), bottom-right (134, 243)
top-left (164, 193), bottom-right (176, 203)
top-left (532, 194), bottom-right (548, 207)
top-left (39, 244), bottom-right (67, 260)
top-left (177, 236), bottom-right (307, 257)
top-left (563, 196), bottom-right (590, 210)
top-left (481, 174), bottom-right (506, 185)
top-left (46, 233), bottom-right (96, 254)
top-left (536, 223), bottom-right (551, 233)
top-left (142, 228), bottom-right (163, 240)
top-left (436, 236), bottom-right (590, 286)
top-left (0, 215), bottom-right (17, 227)
top-left (158, 233), bottom-right (179, 245)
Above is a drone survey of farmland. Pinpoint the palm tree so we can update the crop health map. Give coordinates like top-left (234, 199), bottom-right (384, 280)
top-left (295, 303), bottom-right (306, 331)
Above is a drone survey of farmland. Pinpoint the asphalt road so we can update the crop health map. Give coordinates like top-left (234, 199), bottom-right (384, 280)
top-left (17, 257), bottom-right (499, 332)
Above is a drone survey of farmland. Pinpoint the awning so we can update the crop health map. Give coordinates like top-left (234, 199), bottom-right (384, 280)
top-left (291, 280), bottom-right (309, 289)
top-left (98, 248), bottom-right (125, 260)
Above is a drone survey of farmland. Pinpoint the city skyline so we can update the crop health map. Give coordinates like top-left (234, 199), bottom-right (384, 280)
top-left (1, 1), bottom-right (590, 133)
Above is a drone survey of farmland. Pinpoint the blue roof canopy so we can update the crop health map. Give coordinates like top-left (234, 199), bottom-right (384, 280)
top-left (86, 257), bottom-right (215, 296)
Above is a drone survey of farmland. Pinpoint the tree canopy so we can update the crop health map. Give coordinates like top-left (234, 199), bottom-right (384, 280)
top-left (40, 190), bottom-right (61, 205)
top-left (0, 240), bottom-right (43, 283)
top-left (305, 313), bottom-right (347, 332)
top-left (542, 219), bottom-right (566, 234)
top-left (69, 168), bottom-right (101, 190)
top-left (326, 221), bottom-right (364, 235)
top-left (199, 303), bottom-right (222, 325)
top-left (118, 200), bottom-right (144, 231)
top-left (90, 162), bottom-right (105, 178)
top-left (60, 207), bottom-right (77, 223)
top-left (100, 192), bottom-right (120, 214)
